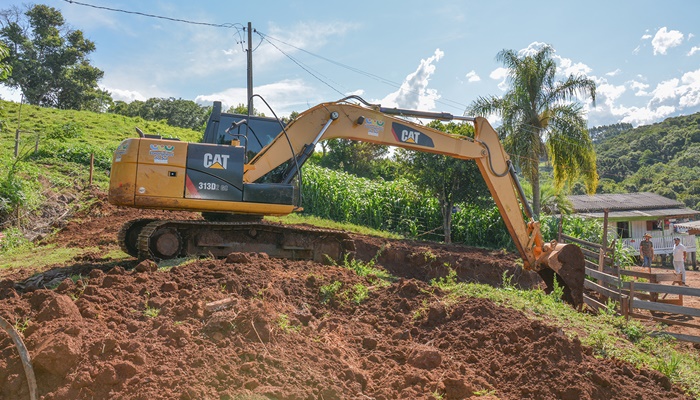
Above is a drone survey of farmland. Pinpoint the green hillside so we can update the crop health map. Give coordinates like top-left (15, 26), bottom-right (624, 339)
top-left (592, 112), bottom-right (700, 209)
top-left (0, 99), bottom-right (202, 235)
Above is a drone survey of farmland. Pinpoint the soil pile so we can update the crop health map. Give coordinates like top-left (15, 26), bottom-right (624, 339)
top-left (0, 193), bottom-right (691, 399)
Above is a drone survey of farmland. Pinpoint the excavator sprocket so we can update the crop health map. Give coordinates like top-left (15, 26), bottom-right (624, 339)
top-left (117, 219), bottom-right (355, 263)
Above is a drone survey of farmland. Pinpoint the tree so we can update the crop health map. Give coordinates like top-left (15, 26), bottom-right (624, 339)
top-left (395, 121), bottom-right (489, 243)
top-left (0, 4), bottom-right (110, 110)
top-left (469, 45), bottom-right (597, 218)
top-left (109, 97), bottom-right (211, 131)
top-left (319, 140), bottom-right (392, 179)
top-left (0, 41), bottom-right (10, 80)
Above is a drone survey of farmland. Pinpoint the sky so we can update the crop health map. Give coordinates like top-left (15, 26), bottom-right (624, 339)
top-left (1, 0), bottom-right (700, 128)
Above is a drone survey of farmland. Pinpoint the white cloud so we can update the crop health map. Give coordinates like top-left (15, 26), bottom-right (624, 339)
top-left (597, 82), bottom-right (626, 105)
top-left (465, 70), bottom-right (480, 82)
top-left (688, 46), bottom-right (700, 56)
top-left (641, 34), bottom-right (652, 40)
top-left (629, 80), bottom-right (650, 96)
top-left (106, 87), bottom-right (148, 103)
top-left (606, 69), bottom-right (621, 77)
top-left (678, 69), bottom-right (700, 108)
top-left (489, 67), bottom-right (509, 91)
top-left (651, 27), bottom-right (684, 55)
top-left (379, 49), bottom-right (444, 110)
top-left (195, 79), bottom-right (321, 116)
top-left (649, 78), bottom-right (680, 104)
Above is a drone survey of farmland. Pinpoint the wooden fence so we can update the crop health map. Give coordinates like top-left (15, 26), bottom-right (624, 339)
top-left (559, 232), bottom-right (700, 344)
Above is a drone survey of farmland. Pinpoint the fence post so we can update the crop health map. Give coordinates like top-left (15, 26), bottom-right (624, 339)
top-left (598, 209), bottom-right (609, 272)
top-left (14, 129), bottom-right (19, 158)
top-left (89, 153), bottom-right (94, 186)
top-left (626, 281), bottom-right (635, 320)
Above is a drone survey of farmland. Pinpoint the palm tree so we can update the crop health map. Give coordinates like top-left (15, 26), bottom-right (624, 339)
top-left (469, 45), bottom-right (597, 218)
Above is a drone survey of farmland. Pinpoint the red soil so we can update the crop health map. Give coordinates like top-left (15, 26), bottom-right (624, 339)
top-left (0, 192), bottom-right (691, 399)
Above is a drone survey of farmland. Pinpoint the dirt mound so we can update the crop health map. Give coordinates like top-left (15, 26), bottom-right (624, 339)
top-left (0, 192), bottom-right (692, 399)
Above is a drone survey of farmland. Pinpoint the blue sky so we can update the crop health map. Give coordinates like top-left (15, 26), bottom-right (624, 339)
top-left (1, 0), bottom-right (699, 128)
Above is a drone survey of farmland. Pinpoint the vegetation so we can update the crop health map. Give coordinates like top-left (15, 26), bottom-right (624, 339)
top-left (469, 44), bottom-right (598, 218)
top-left (0, 99), bottom-right (201, 232)
top-left (0, 4), bottom-right (111, 111)
top-left (109, 97), bottom-right (212, 132)
top-left (593, 113), bottom-right (700, 209)
top-left (395, 120), bottom-right (490, 243)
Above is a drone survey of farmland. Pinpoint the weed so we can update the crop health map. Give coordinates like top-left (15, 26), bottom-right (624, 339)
top-left (431, 390), bottom-right (444, 399)
top-left (277, 314), bottom-right (301, 334)
top-left (549, 275), bottom-right (564, 303)
top-left (351, 283), bottom-right (369, 304)
top-left (501, 270), bottom-right (515, 290)
top-left (142, 290), bottom-right (160, 318)
top-left (431, 268), bottom-right (459, 289)
top-left (619, 320), bottom-right (646, 343)
top-left (656, 353), bottom-right (682, 380)
top-left (332, 252), bottom-right (396, 286)
top-left (320, 281), bottom-right (343, 304)
top-left (143, 306), bottom-right (161, 318)
top-left (587, 331), bottom-right (613, 357)
top-left (423, 250), bottom-right (437, 263)
top-left (13, 317), bottom-right (29, 334)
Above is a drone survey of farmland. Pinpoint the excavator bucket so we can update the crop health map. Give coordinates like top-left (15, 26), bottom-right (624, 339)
top-left (536, 243), bottom-right (585, 307)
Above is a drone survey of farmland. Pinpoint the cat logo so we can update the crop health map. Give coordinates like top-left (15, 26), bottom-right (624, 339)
top-left (401, 130), bottom-right (420, 143)
top-left (391, 122), bottom-right (434, 148)
top-left (203, 153), bottom-right (230, 169)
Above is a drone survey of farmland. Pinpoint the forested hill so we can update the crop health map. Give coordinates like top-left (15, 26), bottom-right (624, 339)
top-left (592, 112), bottom-right (700, 209)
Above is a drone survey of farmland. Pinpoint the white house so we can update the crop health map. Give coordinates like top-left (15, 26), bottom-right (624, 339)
top-left (568, 192), bottom-right (698, 269)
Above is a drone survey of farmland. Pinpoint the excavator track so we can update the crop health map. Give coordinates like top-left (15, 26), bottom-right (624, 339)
top-left (119, 219), bottom-right (355, 263)
top-left (117, 218), bottom-right (158, 257)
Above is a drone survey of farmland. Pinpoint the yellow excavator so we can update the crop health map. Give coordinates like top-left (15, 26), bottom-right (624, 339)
top-left (108, 96), bottom-right (584, 305)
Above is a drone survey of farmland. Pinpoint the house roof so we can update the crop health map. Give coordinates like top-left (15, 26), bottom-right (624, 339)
top-left (675, 220), bottom-right (700, 230)
top-left (576, 208), bottom-right (700, 220)
top-left (568, 192), bottom-right (700, 220)
top-left (568, 192), bottom-right (685, 212)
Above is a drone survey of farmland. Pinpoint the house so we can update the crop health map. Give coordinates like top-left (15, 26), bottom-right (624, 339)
top-left (567, 192), bottom-right (698, 269)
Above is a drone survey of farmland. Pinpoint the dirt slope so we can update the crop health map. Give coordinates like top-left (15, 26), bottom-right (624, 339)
top-left (0, 193), bottom-right (691, 399)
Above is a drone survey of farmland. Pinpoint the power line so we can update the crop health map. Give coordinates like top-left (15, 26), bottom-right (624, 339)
top-left (63, 1), bottom-right (472, 114)
top-left (62, 0), bottom-right (242, 29)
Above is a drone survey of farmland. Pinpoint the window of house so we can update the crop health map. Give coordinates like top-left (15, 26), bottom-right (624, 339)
top-left (646, 220), bottom-right (663, 231)
top-left (617, 221), bottom-right (630, 238)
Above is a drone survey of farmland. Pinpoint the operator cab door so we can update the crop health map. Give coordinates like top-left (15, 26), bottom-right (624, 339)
top-left (185, 144), bottom-right (245, 201)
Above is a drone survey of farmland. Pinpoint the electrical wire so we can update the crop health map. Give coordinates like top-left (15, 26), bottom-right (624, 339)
top-left (62, 0), bottom-right (242, 29)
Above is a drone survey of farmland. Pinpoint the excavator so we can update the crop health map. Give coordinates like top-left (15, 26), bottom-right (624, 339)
top-left (108, 96), bottom-right (585, 305)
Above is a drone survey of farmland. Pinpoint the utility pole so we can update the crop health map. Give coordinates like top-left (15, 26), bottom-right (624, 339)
top-left (246, 22), bottom-right (253, 115)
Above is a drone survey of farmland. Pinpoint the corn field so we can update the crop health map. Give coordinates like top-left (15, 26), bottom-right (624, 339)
top-left (300, 164), bottom-right (517, 249)
top-left (300, 164), bottom-right (604, 250)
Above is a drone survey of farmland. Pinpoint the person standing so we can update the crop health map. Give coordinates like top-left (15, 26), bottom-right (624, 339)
top-left (673, 237), bottom-right (688, 286)
top-left (639, 233), bottom-right (654, 269)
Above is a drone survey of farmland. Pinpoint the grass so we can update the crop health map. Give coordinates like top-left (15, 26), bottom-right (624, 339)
top-left (0, 244), bottom-right (95, 269)
top-left (431, 271), bottom-right (700, 398)
top-left (266, 213), bottom-right (403, 239)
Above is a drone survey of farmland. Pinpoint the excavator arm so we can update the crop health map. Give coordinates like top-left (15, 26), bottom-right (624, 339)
top-left (244, 97), bottom-right (584, 304)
